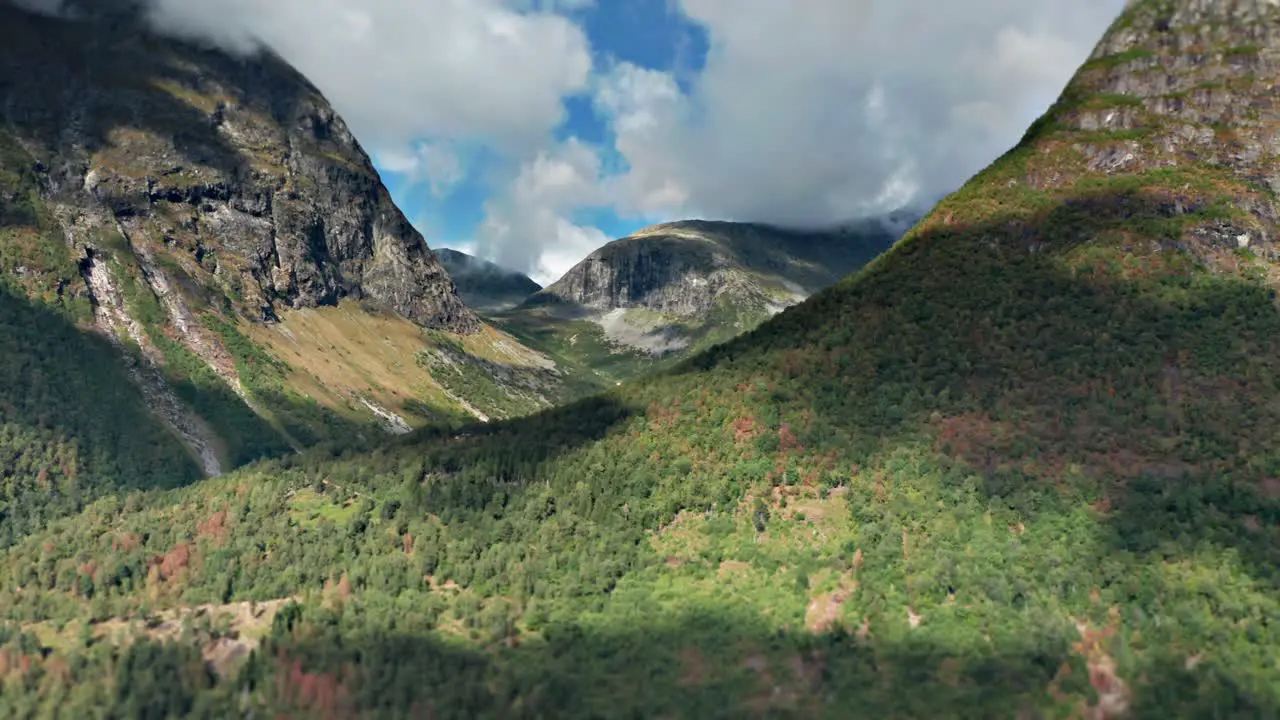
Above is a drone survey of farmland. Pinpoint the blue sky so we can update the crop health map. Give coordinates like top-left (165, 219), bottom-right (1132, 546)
top-left (379, 0), bottom-right (708, 275)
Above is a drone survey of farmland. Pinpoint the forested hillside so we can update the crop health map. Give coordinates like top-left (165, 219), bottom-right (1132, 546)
top-left (0, 0), bottom-right (1278, 717)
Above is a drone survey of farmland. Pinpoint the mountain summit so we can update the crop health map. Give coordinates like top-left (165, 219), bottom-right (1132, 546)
top-left (0, 3), bottom-right (477, 331)
top-left (497, 218), bottom-right (900, 385)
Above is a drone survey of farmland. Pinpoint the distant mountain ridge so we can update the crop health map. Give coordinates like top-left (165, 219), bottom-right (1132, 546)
top-left (434, 248), bottom-right (542, 312)
top-left (538, 217), bottom-right (908, 314)
top-left (495, 216), bottom-right (905, 384)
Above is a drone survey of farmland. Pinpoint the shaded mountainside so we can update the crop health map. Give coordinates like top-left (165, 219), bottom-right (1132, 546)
top-left (434, 247), bottom-right (542, 312)
top-left (2, 0), bottom-right (1280, 717)
top-left (495, 218), bottom-right (902, 386)
top-left (0, 2), bottom-right (477, 331)
top-left (0, 1), bottom-right (575, 527)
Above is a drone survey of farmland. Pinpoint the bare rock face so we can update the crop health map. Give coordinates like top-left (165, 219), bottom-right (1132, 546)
top-left (537, 219), bottom-right (901, 317)
top-left (503, 218), bottom-right (902, 361)
top-left (0, 2), bottom-right (478, 332)
top-left (1011, 0), bottom-right (1280, 261)
top-left (544, 229), bottom-right (740, 316)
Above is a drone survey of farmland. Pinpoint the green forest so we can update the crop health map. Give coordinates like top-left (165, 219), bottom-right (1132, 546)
top-left (1, 0), bottom-right (1278, 717)
top-left (3, 152), bottom-right (1280, 717)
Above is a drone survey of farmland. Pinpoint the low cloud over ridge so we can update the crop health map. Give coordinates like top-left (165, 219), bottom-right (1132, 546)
top-left (11, 0), bottom-right (1126, 283)
top-left (478, 0), bottom-right (1126, 281)
top-left (614, 0), bottom-right (1126, 226)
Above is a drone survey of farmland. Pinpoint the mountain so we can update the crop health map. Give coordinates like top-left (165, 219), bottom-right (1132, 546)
top-left (0, 0), bottom-right (576, 534)
top-left (434, 247), bottom-right (542, 312)
top-left (495, 218), bottom-right (903, 386)
top-left (2, 0), bottom-right (1279, 717)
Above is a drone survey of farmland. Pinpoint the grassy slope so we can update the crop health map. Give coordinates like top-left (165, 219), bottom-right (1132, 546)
top-left (1, 1), bottom-right (1279, 717)
top-left (489, 303), bottom-right (668, 389)
top-left (241, 301), bottom-right (581, 430)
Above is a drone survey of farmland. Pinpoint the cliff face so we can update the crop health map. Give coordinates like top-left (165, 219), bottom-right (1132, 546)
top-left (0, 2), bottom-right (548, 484)
top-left (538, 219), bottom-right (900, 317)
top-left (0, 2), bottom-right (477, 332)
top-left (541, 231), bottom-right (740, 317)
top-left (997, 0), bottom-right (1280, 253)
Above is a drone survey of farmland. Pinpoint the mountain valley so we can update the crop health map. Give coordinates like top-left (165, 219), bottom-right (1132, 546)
top-left (433, 248), bottom-right (543, 314)
top-left (0, 0), bottom-right (1278, 718)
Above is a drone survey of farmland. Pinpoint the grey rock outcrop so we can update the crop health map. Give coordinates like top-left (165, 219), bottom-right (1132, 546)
top-left (543, 230), bottom-right (740, 316)
top-left (1010, 0), bottom-right (1280, 265)
top-left (0, 2), bottom-right (478, 332)
top-left (535, 219), bottom-right (902, 317)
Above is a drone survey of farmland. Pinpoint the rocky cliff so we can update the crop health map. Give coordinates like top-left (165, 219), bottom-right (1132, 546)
top-left (960, 0), bottom-right (1280, 260)
top-left (434, 248), bottom-right (541, 312)
top-left (537, 219), bottom-right (897, 316)
top-left (0, 2), bottom-right (477, 332)
top-left (0, 2), bottom-right (573, 483)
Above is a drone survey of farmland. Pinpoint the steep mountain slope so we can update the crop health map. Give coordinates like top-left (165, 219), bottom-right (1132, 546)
top-left (495, 218), bottom-right (902, 386)
top-left (434, 247), bottom-right (542, 312)
top-left (2, 0), bottom-right (1279, 717)
top-left (0, 2), bottom-right (574, 494)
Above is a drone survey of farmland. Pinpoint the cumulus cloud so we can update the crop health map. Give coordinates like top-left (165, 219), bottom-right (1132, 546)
top-left (596, 0), bottom-right (1126, 228)
top-left (472, 138), bottom-right (610, 284)
top-left (15, 0), bottom-right (1128, 282)
top-left (12, 0), bottom-right (599, 277)
top-left (480, 0), bottom-right (1124, 280)
top-left (14, 0), bottom-right (598, 276)
top-left (375, 141), bottom-right (468, 199)
top-left (150, 0), bottom-right (593, 155)
top-left (16, 0), bottom-right (593, 161)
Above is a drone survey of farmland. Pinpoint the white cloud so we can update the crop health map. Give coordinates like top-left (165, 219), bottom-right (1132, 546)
top-left (17, 0), bottom-right (600, 278)
top-left (468, 0), bottom-right (1124, 282)
top-left (26, 0), bottom-right (1128, 282)
top-left (593, 62), bottom-right (689, 217)
top-left (511, 0), bottom-right (596, 11)
top-left (133, 0), bottom-right (593, 155)
top-left (447, 0), bottom-right (1126, 282)
top-left (375, 141), bottom-right (467, 198)
top-left (591, 0), bottom-right (1126, 228)
top-left (472, 139), bottom-right (610, 284)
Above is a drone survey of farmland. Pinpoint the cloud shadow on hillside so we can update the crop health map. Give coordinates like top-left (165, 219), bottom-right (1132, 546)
top-left (0, 284), bottom-right (203, 546)
top-left (672, 183), bottom-right (1280, 588)
top-left (220, 182), bottom-right (1280, 717)
top-left (383, 391), bottom-right (636, 481)
top-left (143, 600), bottom-right (1268, 718)
top-left (0, 282), bottom-right (395, 548)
